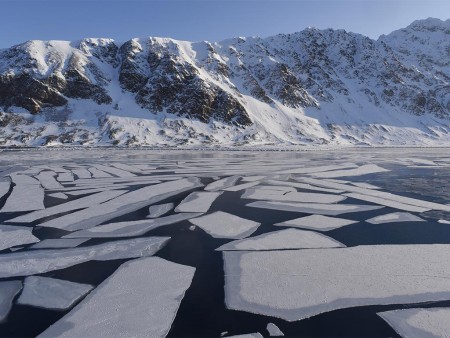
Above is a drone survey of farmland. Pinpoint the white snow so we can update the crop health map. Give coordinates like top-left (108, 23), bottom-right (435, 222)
top-left (366, 212), bottom-right (425, 224)
top-left (18, 276), bottom-right (93, 310)
top-left (39, 257), bottom-right (195, 338)
top-left (266, 323), bottom-right (284, 336)
top-left (175, 191), bottom-right (222, 213)
top-left (0, 281), bottom-right (22, 322)
top-left (216, 228), bottom-right (344, 251)
top-left (29, 238), bottom-right (89, 249)
top-left (0, 225), bottom-right (39, 251)
top-left (274, 214), bottom-right (358, 231)
top-left (189, 211), bottom-right (260, 239)
top-left (0, 237), bottom-right (169, 278)
top-left (378, 308), bottom-right (450, 338)
top-left (224, 244), bottom-right (450, 321)
top-left (147, 203), bottom-right (174, 218)
top-left (247, 201), bottom-right (383, 215)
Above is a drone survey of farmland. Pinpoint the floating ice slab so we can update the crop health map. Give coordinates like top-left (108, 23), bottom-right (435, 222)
top-left (439, 219), bottom-right (450, 225)
top-left (64, 213), bottom-right (202, 238)
top-left (350, 182), bottom-right (380, 189)
top-left (39, 257), bottom-right (195, 338)
top-left (93, 164), bottom-right (136, 178)
top-left (378, 308), bottom-right (450, 338)
top-left (223, 181), bottom-right (260, 192)
top-left (57, 172), bottom-right (74, 182)
top-left (35, 171), bottom-right (64, 189)
top-left (276, 163), bottom-right (358, 175)
top-left (227, 334), bottom-right (263, 338)
top-left (72, 169), bottom-right (91, 179)
top-left (242, 188), bottom-right (345, 204)
top-left (247, 201), bottom-right (383, 216)
top-left (216, 229), bottom-right (344, 251)
top-left (88, 168), bottom-right (112, 178)
top-left (175, 191), bottom-right (222, 213)
top-left (0, 180), bottom-right (10, 200)
top-left (366, 212), bottom-right (425, 224)
top-left (268, 180), bottom-right (344, 194)
top-left (0, 281), bottom-right (22, 322)
top-left (224, 245), bottom-right (450, 321)
top-left (48, 192), bottom-right (68, 200)
top-left (205, 176), bottom-right (241, 191)
top-left (0, 225), bottom-right (39, 251)
top-left (0, 237), bottom-right (169, 278)
top-left (275, 214), bottom-right (358, 231)
top-left (267, 323), bottom-right (284, 336)
top-left (242, 176), bottom-right (266, 182)
top-left (311, 164), bottom-right (388, 178)
top-left (37, 178), bottom-right (202, 231)
top-left (190, 211), bottom-right (260, 239)
top-left (147, 203), bottom-right (174, 218)
top-left (18, 276), bottom-right (93, 310)
top-left (1, 175), bottom-right (44, 213)
top-left (8, 190), bottom-right (126, 223)
top-left (344, 193), bottom-right (430, 213)
top-left (29, 238), bottom-right (89, 249)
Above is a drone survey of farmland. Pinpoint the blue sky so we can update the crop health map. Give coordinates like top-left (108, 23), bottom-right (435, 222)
top-left (0, 0), bottom-right (449, 48)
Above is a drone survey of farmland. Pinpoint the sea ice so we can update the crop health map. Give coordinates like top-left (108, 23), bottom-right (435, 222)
top-left (223, 181), bottom-right (260, 192)
top-left (1, 175), bottom-right (44, 212)
top-left (344, 193), bottom-right (430, 213)
top-left (311, 164), bottom-right (388, 178)
top-left (247, 201), bottom-right (383, 216)
top-left (88, 168), bottom-right (112, 178)
top-left (48, 192), bottom-right (68, 200)
top-left (378, 307), bottom-right (450, 338)
top-left (93, 164), bottom-right (136, 178)
top-left (147, 203), bottom-right (174, 218)
top-left (0, 237), bottom-right (169, 278)
top-left (35, 171), bottom-right (64, 189)
top-left (268, 180), bottom-right (344, 194)
top-left (242, 188), bottom-right (345, 204)
top-left (266, 323), bottom-right (284, 336)
top-left (0, 180), bottom-right (10, 200)
top-left (274, 214), bottom-right (358, 231)
top-left (276, 163), bottom-right (358, 175)
top-left (216, 228), bottom-right (344, 251)
top-left (39, 257), bottom-right (195, 338)
top-left (56, 172), bottom-right (74, 182)
top-left (205, 176), bottom-right (241, 191)
top-left (0, 281), bottom-right (22, 322)
top-left (224, 245), bottom-right (450, 321)
top-left (175, 191), bottom-right (222, 213)
top-left (0, 225), bottom-right (39, 251)
top-left (72, 169), bottom-right (91, 179)
top-left (226, 334), bottom-right (263, 338)
top-left (189, 211), bottom-right (260, 239)
top-left (29, 238), bottom-right (89, 249)
top-left (366, 212), bottom-right (425, 224)
top-left (18, 276), bottom-right (93, 310)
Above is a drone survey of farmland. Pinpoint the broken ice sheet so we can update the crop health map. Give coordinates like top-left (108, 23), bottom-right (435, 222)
top-left (29, 238), bottom-right (89, 249)
top-left (226, 334), bottom-right (263, 338)
top-left (224, 245), bottom-right (450, 321)
top-left (39, 257), bottom-right (195, 338)
top-left (17, 276), bottom-right (93, 310)
top-left (175, 191), bottom-right (222, 213)
top-left (378, 307), bottom-right (450, 338)
top-left (147, 203), bottom-right (174, 218)
top-left (216, 229), bottom-right (344, 251)
top-left (189, 211), bottom-right (260, 239)
top-left (242, 187), bottom-right (345, 204)
top-left (205, 176), bottom-right (241, 191)
top-left (274, 214), bottom-right (358, 231)
top-left (311, 164), bottom-right (388, 178)
top-left (48, 192), bottom-right (68, 200)
top-left (366, 212), bottom-right (425, 224)
top-left (1, 175), bottom-right (44, 213)
top-left (0, 180), bottom-right (10, 200)
top-left (0, 225), bottom-right (39, 251)
top-left (0, 237), bottom-right (169, 278)
top-left (266, 323), bottom-right (284, 336)
top-left (344, 193), bottom-right (430, 213)
top-left (0, 281), bottom-right (22, 322)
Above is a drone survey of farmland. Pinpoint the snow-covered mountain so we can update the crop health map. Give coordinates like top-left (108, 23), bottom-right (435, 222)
top-left (0, 18), bottom-right (449, 147)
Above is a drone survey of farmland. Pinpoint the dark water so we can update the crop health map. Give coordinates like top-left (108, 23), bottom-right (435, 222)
top-left (1, 150), bottom-right (450, 337)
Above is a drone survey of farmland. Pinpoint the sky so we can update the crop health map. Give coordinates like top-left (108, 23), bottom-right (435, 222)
top-left (0, 0), bottom-right (449, 48)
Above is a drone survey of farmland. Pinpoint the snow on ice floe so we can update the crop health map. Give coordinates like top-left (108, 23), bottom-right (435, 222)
top-left (39, 257), bottom-right (195, 338)
top-left (344, 193), bottom-right (430, 213)
top-left (216, 228), bottom-right (344, 251)
top-left (366, 212), bottom-right (425, 224)
top-left (0, 237), bottom-right (169, 278)
top-left (266, 323), bottom-right (284, 336)
top-left (378, 308), bottom-right (450, 338)
top-left (8, 190), bottom-right (127, 223)
top-left (175, 191), bottom-right (222, 213)
top-left (247, 201), bottom-right (383, 216)
top-left (147, 203), bottom-right (174, 218)
top-left (0, 225), bottom-right (39, 251)
top-left (64, 213), bottom-right (202, 238)
top-left (189, 211), bottom-right (260, 239)
top-left (29, 238), bottom-right (89, 249)
top-left (37, 178), bottom-right (202, 231)
top-left (205, 176), bottom-right (241, 191)
top-left (242, 187), bottom-right (345, 204)
top-left (1, 175), bottom-right (44, 213)
top-left (224, 244), bottom-right (450, 321)
top-left (17, 276), bottom-right (93, 310)
top-left (311, 164), bottom-right (389, 178)
top-left (0, 281), bottom-right (22, 322)
top-left (274, 214), bottom-right (358, 231)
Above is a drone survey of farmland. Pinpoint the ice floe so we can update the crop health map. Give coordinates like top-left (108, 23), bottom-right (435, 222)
top-left (0, 237), bottom-right (169, 278)
top-left (189, 211), bottom-right (260, 239)
top-left (268, 180), bottom-right (344, 194)
top-left (147, 203), bottom-right (174, 218)
top-left (18, 276), bottom-right (93, 310)
top-left (37, 178), bottom-right (202, 231)
top-left (72, 169), bottom-right (91, 179)
top-left (274, 214), bottom-right (358, 231)
top-left (311, 164), bottom-right (388, 178)
top-left (205, 176), bottom-right (241, 191)
top-left (378, 307), bottom-right (450, 338)
top-left (0, 225), bottom-right (39, 251)
top-left (226, 334), bottom-right (263, 338)
top-left (35, 171), bottom-right (64, 189)
top-left (224, 244), bottom-right (450, 321)
top-left (242, 188), bottom-right (345, 204)
top-left (344, 193), bottom-right (430, 213)
top-left (175, 191), bottom-right (222, 213)
top-left (0, 281), bottom-right (22, 322)
top-left (93, 164), bottom-right (136, 178)
top-left (39, 257), bottom-right (195, 338)
top-left (247, 201), bottom-right (383, 216)
top-left (216, 229), bottom-right (344, 251)
top-left (366, 212), bottom-right (425, 224)
top-left (0, 180), bottom-right (10, 200)
top-left (223, 181), bottom-right (260, 192)
top-left (1, 175), bottom-right (44, 213)
top-left (48, 192), bottom-right (68, 200)
top-left (276, 163), bottom-right (358, 175)
top-left (266, 323), bottom-right (284, 336)
top-left (29, 238), bottom-right (89, 249)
